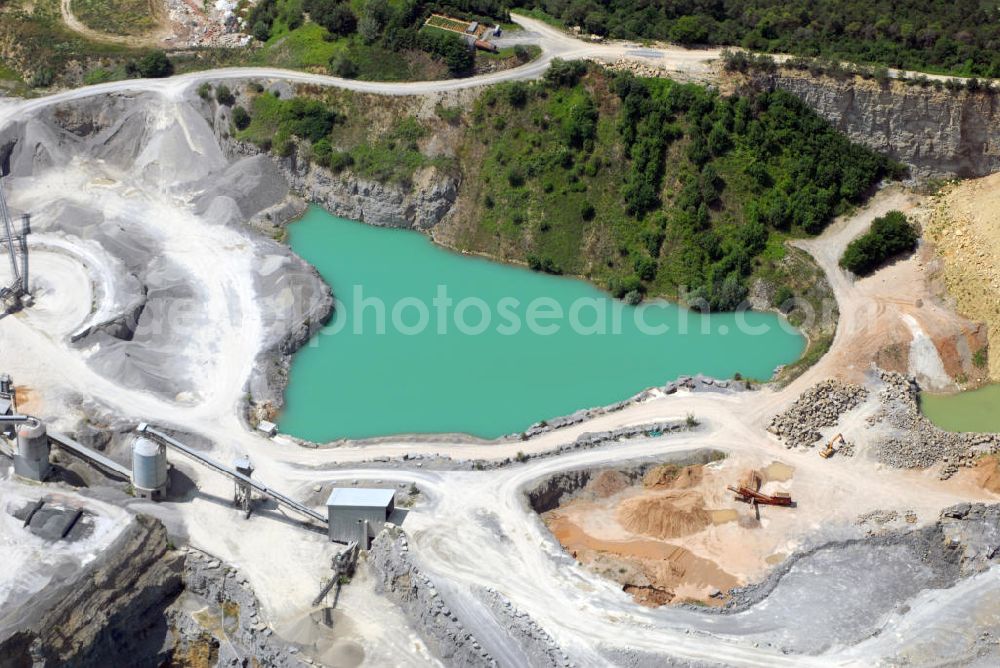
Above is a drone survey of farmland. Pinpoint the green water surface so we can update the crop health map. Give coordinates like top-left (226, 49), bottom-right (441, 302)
top-left (279, 208), bottom-right (806, 441)
top-left (920, 384), bottom-right (1000, 433)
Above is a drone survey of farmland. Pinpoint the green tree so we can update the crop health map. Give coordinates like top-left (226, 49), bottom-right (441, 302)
top-left (670, 16), bottom-right (709, 45)
top-left (215, 84), bottom-right (236, 106)
top-left (129, 51), bottom-right (173, 78)
top-left (839, 211), bottom-right (918, 275)
top-left (306, 0), bottom-right (357, 38)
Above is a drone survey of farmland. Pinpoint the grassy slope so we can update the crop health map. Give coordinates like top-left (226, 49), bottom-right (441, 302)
top-left (234, 86), bottom-right (457, 182)
top-left (71, 0), bottom-right (159, 36)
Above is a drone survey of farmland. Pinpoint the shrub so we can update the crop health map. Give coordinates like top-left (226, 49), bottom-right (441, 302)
top-left (306, 0), bottom-right (357, 37)
top-left (507, 165), bottom-right (526, 187)
top-left (545, 59), bottom-right (587, 87)
top-left (973, 348), bottom-right (988, 369)
top-left (328, 150), bottom-right (354, 172)
top-left (506, 81), bottom-right (529, 108)
top-left (232, 106), bottom-right (251, 130)
top-left (670, 16), bottom-right (709, 45)
top-left (527, 255), bottom-right (562, 274)
top-left (197, 82), bottom-right (213, 100)
top-left (253, 20), bottom-right (271, 41)
top-left (128, 51), bottom-right (173, 78)
top-left (331, 55), bottom-right (358, 78)
top-left (772, 285), bottom-right (794, 311)
top-left (28, 68), bottom-right (54, 88)
top-left (839, 210), bottom-right (918, 275)
top-left (215, 84), bottom-right (236, 106)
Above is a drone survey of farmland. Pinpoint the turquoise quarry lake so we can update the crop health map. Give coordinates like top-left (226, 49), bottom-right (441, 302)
top-left (279, 208), bottom-right (806, 441)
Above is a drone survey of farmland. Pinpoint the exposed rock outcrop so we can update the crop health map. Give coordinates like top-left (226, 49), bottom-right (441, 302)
top-left (0, 514), bottom-right (184, 668)
top-left (735, 70), bottom-right (1000, 179)
top-left (368, 529), bottom-right (496, 667)
top-left (220, 136), bottom-right (460, 231)
top-left (168, 546), bottom-right (304, 667)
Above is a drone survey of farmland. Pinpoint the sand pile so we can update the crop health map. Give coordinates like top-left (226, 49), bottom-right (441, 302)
top-left (928, 175), bottom-right (1000, 380)
top-left (643, 464), bottom-right (703, 490)
top-left (585, 470), bottom-right (631, 498)
top-left (617, 491), bottom-right (712, 539)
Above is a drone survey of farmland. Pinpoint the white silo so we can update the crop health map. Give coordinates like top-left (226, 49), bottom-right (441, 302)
top-left (132, 436), bottom-right (168, 499)
top-left (14, 418), bottom-right (50, 481)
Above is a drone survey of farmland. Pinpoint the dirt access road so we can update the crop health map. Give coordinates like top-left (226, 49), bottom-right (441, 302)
top-left (60, 0), bottom-right (172, 47)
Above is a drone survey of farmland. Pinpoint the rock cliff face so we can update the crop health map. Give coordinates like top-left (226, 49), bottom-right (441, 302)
top-left (737, 70), bottom-right (1000, 179)
top-left (220, 136), bottom-right (460, 231)
top-left (0, 515), bottom-right (184, 668)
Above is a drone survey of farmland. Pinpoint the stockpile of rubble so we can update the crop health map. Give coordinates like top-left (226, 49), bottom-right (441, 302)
top-left (165, 0), bottom-right (252, 48)
top-left (767, 380), bottom-right (869, 448)
top-left (867, 370), bottom-right (1000, 476)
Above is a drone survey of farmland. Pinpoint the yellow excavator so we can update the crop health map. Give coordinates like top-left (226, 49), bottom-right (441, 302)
top-left (820, 433), bottom-right (844, 459)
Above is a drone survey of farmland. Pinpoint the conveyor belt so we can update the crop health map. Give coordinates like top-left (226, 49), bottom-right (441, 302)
top-left (138, 424), bottom-right (327, 525)
top-left (48, 429), bottom-right (132, 481)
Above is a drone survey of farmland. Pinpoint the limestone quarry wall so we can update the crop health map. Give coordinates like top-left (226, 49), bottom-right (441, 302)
top-left (0, 514), bottom-right (184, 668)
top-left (736, 70), bottom-right (1000, 179)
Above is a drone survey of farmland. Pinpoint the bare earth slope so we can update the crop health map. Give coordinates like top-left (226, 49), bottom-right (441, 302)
top-left (927, 174), bottom-right (1000, 380)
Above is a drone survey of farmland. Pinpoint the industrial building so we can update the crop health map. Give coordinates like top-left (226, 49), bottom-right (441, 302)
top-left (326, 488), bottom-right (395, 544)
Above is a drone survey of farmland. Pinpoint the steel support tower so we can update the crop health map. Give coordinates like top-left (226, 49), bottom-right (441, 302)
top-left (0, 177), bottom-right (30, 313)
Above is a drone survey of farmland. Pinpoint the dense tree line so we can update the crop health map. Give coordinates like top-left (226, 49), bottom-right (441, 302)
top-left (609, 73), bottom-right (896, 309)
top-left (470, 66), bottom-right (898, 311)
top-left (511, 0), bottom-right (1000, 76)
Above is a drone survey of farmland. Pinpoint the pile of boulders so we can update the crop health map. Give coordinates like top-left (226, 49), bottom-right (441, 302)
top-left (866, 370), bottom-right (1000, 476)
top-left (602, 58), bottom-right (668, 79)
top-left (768, 380), bottom-right (869, 448)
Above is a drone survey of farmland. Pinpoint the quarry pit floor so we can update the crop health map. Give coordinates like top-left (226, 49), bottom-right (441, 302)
top-left (0, 63), bottom-right (999, 665)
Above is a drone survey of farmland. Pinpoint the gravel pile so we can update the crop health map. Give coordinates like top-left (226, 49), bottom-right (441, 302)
top-left (855, 509), bottom-right (900, 526)
top-left (866, 370), bottom-right (1000, 476)
top-left (768, 380), bottom-right (869, 448)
